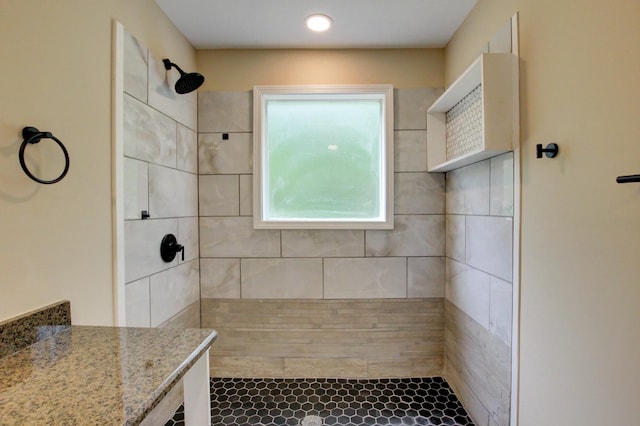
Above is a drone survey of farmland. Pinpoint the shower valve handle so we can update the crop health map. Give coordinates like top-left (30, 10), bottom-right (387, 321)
top-left (160, 234), bottom-right (185, 262)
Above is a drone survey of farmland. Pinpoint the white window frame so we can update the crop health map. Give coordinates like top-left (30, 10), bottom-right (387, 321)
top-left (253, 84), bottom-right (394, 230)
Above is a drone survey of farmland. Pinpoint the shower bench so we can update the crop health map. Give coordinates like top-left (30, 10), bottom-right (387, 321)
top-left (0, 301), bottom-right (216, 425)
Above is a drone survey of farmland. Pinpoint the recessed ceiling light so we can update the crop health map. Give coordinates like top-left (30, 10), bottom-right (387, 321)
top-left (305, 14), bottom-right (333, 32)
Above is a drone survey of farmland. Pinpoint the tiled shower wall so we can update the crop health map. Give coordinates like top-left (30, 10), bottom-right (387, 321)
top-left (442, 17), bottom-right (516, 426)
top-left (121, 30), bottom-right (200, 329)
top-left (197, 88), bottom-right (448, 377)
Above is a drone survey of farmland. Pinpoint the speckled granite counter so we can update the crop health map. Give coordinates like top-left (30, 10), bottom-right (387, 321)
top-left (0, 325), bottom-right (216, 425)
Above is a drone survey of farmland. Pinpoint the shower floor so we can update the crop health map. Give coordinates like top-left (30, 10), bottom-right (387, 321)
top-left (165, 376), bottom-right (475, 426)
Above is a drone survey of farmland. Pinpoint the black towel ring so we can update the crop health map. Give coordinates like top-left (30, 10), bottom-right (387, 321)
top-left (19, 127), bottom-right (70, 185)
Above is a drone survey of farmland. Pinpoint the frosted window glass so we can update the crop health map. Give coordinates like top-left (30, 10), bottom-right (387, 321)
top-left (265, 100), bottom-right (382, 220)
top-left (253, 85), bottom-right (394, 229)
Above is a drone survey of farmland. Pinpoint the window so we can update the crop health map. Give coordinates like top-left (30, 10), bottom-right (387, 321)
top-left (253, 85), bottom-right (394, 229)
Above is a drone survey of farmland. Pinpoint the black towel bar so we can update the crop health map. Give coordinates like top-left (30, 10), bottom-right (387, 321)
top-left (616, 175), bottom-right (640, 184)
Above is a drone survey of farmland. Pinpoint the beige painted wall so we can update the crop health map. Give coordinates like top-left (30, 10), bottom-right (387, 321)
top-left (446, 1), bottom-right (640, 424)
top-left (0, 0), bottom-right (195, 325)
top-left (197, 49), bottom-right (444, 90)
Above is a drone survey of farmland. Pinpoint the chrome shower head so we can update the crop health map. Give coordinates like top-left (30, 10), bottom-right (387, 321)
top-left (162, 59), bottom-right (205, 94)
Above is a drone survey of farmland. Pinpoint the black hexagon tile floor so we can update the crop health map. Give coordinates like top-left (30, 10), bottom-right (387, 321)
top-left (165, 377), bottom-right (475, 426)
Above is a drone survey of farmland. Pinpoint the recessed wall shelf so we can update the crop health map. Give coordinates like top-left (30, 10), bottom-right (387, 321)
top-left (427, 53), bottom-right (519, 172)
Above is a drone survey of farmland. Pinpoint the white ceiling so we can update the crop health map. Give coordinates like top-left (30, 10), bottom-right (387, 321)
top-left (154, 0), bottom-right (478, 49)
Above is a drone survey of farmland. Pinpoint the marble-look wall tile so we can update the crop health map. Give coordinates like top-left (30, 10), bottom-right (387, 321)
top-left (324, 258), bottom-right (407, 299)
top-left (395, 172), bottom-right (445, 214)
top-left (239, 175), bottom-right (253, 216)
top-left (148, 53), bottom-right (197, 130)
top-left (394, 88), bottom-right (443, 130)
top-left (178, 217), bottom-right (199, 263)
top-left (198, 91), bottom-right (252, 133)
top-left (241, 258), bottom-right (323, 299)
top-left (466, 216), bottom-right (513, 282)
top-left (445, 259), bottom-right (491, 329)
top-left (200, 258), bottom-right (240, 298)
top-left (177, 124), bottom-right (198, 173)
top-left (123, 94), bottom-right (176, 167)
top-left (200, 217), bottom-right (280, 257)
top-left (123, 31), bottom-right (147, 102)
top-left (124, 219), bottom-right (177, 283)
top-left (445, 160), bottom-right (490, 215)
top-left (123, 158), bottom-right (148, 220)
top-left (490, 153), bottom-right (514, 217)
top-left (150, 259), bottom-right (200, 327)
top-left (125, 277), bottom-right (150, 327)
top-left (407, 257), bottom-right (445, 298)
top-left (199, 175), bottom-right (239, 216)
top-left (445, 215), bottom-right (466, 262)
top-left (366, 215), bottom-right (445, 257)
top-left (149, 165), bottom-right (198, 218)
top-left (282, 230), bottom-right (364, 257)
top-left (198, 133), bottom-right (252, 174)
top-left (395, 130), bottom-right (427, 172)
top-left (490, 276), bottom-right (512, 347)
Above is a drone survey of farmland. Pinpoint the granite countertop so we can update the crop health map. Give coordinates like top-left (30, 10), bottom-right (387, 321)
top-left (0, 325), bottom-right (216, 425)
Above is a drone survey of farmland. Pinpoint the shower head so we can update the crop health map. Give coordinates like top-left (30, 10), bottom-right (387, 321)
top-left (162, 59), bottom-right (205, 94)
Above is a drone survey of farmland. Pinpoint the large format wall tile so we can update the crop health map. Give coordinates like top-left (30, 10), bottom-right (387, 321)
top-left (490, 276), bottom-right (512, 347)
top-left (123, 94), bottom-right (176, 167)
top-left (149, 165), bottom-right (198, 218)
top-left (178, 217), bottom-right (199, 263)
top-left (123, 158), bottom-right (148, 220)
top-left (198, 133), bottom-right (252, 174)
top-left (199, 175), bottom-right (239, 216)
top-left (125, 277), bottom-right (150, 327)
top-left (200, 217), bottom-right (280, 257)
top-left (177, 124), bottom-right (198, 173)
top-left (395, 130), bottom-right (428, 172)
top-left (366, 215), bottom-right (445, 257)
top-left (123, 31), bottom-right (147, 102)
top-left (394, 88), bottom-right (442, 130)
top-left (198, 91), bottom-right (252, 133)
top-left (239, 175), bottom-right (253, 216)
top-left (200, 258), bottom-right (241, 298)
top-left (395, 172), bottom-right (445, 214)
top-left (281, 230), bottom-right (364, 257)
top-left (124, 218), bottom-right (177, 283)
top-left (490, 153), bottom-right (514, 216)
top-left (466, 216), bottom-right (513, 282)
top-left (324, 258), bottom-right (407, 298)
top-left (408, 257), bottom-right (445, 298)
top-left (241, 258), bottom-right (323, 299)
top-left (445, 258), bottom-right (491, 329)
top-left (445, 160), bottom-right (491, 215)
top-left (445, 215), bottom-right (466, 262)
top-left (148, 53), bottom-right (197, 130)
top-left (150, 259), bottom-right (200, 327)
